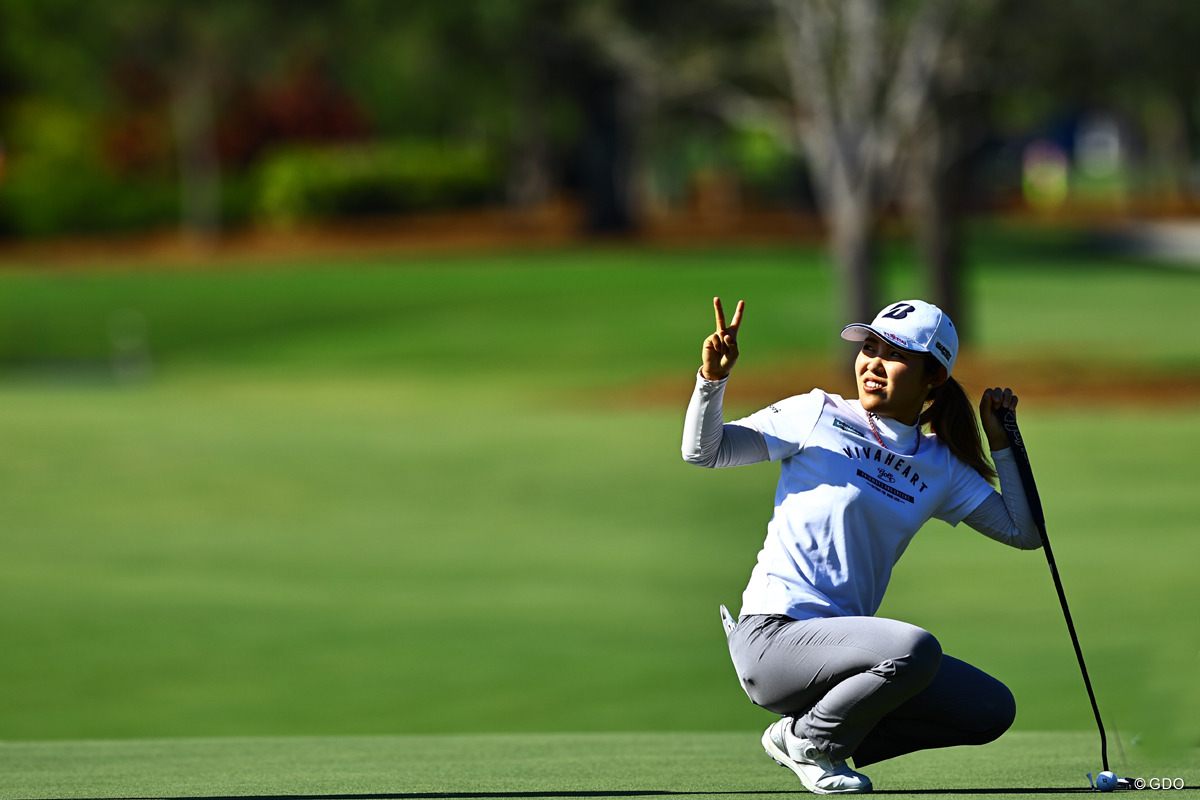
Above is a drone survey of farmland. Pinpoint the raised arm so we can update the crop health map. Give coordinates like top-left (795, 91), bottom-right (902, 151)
top-left (684, 297), bottom-right (770, 468)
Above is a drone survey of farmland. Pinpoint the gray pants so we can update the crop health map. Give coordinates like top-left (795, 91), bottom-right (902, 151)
top-left (727, 614), bottom-right (1015, 767)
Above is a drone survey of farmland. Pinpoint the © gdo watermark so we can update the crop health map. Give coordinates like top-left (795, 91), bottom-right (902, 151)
top-left (1130, 777), bottom-right (1186, 790)
top-left (1089, 772), bottom-right (1188, 791)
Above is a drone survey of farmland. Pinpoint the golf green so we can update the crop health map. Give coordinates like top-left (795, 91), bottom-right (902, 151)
top-left (0, 238), bottom-right (1196, 788)
top-left (1, 731), bottom-right (1195, 799)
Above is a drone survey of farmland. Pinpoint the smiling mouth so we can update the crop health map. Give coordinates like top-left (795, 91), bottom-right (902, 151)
top-left (863, 378), bottom-right (886, 392)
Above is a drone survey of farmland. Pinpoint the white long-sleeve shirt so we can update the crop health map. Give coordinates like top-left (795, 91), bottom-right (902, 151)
top-left (682, 372), bottom-right (1041, 621)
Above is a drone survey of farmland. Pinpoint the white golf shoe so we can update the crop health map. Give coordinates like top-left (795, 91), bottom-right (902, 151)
top-left (761, 719), bottom-right (873, 794)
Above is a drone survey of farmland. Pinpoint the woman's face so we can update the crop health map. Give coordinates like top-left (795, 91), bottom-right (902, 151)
top-left (854, 333), bottom-right (942, 424)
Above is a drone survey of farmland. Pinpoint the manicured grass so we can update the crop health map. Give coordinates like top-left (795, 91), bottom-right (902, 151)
top-left (1, 730), bottom-right (1195, 799)
top-left (1, 373), bottom-right (1196, 751)
top-left (1, 238), bottom-right (1198, 380)
top-left (0, 247), bottom-right (837, 382)
top-left (0, 237), bottom-right (1196, 760)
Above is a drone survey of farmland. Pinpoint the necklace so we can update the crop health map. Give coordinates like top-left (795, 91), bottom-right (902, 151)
top-left (866, 411), bottom-right (920, 457)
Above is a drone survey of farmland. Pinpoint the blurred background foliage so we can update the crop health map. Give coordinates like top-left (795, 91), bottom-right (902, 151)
top-left (1, 1), bottom-right (1198, 234)
top-left (3, 0), bottom-right (1200, 327)
top-left (1, 0), bottom-right (1200, 349)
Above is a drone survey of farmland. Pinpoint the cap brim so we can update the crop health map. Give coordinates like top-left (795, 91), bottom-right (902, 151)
top-left (839, 324), bottom-right (926, 354)
top-left (840, 324), bottom-right (879, 343)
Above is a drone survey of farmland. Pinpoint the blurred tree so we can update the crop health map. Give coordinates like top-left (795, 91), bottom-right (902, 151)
top-left (0, 0), bottom-right (781, 239)
top-left (331, 0), bottom-right (575, 218)
top-left (0, 0), bottom-right (383, 238)
top-left (104, 1), bottom-right (315, 243)
top-left (771, 0), bottom-right (955, 325)
top-left (456, 0), bottom-right (662, 234)
top-left (885, 0), bottom-right (1200, 338)
top-left (0, 1), bottom-right (126, 236)
top-left (553, 0), bottom-right (777, 233)
top-left (397, 0), bottom-right (780, 234)
top-left (5, 0), bottom-right (1198, 253)
top-left (896, 2), bottom-right (1000, 342)
top-left (0, 5), bottom-right (15, 225)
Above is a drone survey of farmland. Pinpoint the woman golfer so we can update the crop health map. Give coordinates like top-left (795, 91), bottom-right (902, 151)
top-left (682, 297), bottom-right (1041, 794)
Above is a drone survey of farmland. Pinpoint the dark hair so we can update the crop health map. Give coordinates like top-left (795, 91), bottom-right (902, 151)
top-left (919, 355), bottom-right (996, 483)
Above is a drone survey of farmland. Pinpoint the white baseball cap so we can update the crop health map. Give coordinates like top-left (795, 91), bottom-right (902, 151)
top-left (840, 299), bottom-right (958, 374)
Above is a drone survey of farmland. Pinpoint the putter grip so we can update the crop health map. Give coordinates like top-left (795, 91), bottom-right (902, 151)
top-left (993, 407), bottom-right (1047, 530)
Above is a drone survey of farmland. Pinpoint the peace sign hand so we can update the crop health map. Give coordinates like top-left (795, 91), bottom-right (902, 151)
top-left (701, 297), bottom-right (744, 381)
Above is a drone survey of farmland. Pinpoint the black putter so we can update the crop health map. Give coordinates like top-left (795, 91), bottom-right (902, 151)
top-left (993, 408), bottom-right (1110, 775)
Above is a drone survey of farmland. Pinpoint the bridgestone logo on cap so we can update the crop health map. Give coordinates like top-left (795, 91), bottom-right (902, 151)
top-left (935, 342), bottom-right (951, 361)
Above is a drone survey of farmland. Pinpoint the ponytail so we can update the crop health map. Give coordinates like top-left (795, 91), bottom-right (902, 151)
top-left (919, 365), bottom-right (996, 483)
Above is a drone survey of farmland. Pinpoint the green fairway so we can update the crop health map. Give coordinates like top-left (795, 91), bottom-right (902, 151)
top-left (2, 238), bottom-right (1198, 380)
top-left (0, 247), bottom-right (838, 383)
top-left (2, 375), bottom-right (1196, 745)
top-left (0, 731), bottom-right (1195, 799)
top-left (0, 238), bottom-right (1197, 765)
